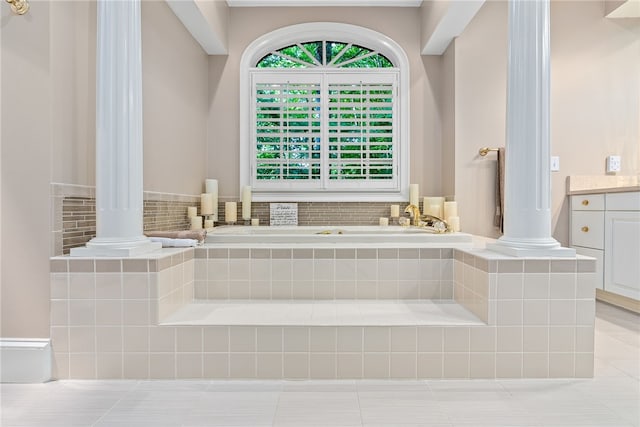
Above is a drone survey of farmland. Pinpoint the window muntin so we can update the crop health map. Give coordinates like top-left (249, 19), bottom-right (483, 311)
top-left (257, 41), bottom-right (393, 69)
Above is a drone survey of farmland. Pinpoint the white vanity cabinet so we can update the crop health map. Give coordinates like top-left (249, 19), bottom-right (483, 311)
top-left (571, 191), bottom-right (640, 303)
top-left (604, 192), bottom-right (640, 300)
top-left (570, 194), bottom-right (605, 290)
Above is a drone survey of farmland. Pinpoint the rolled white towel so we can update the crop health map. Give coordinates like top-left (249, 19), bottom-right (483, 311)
top-left (149, 237), bottom-right (199, 248)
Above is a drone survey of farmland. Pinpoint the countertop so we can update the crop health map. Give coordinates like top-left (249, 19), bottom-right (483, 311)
top-left (566, 175), bottom-right (639, 195)
top-left (568, 185), bottom-right (640, 196)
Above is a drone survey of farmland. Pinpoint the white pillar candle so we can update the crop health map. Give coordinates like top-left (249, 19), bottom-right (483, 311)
top-left (205, 179), bottom-right (217, 194)
top-left (390, 204), bottom-right (400, 218)
top-left (448, 216), bottom-right (460, 232)
top-left (425, 204), bottom-right (440, 217)
top-left (241, 186), bottom-right (252, 220)
top-left (187, 206), bottom-right (197, 218)
top-left (190, 216), bottom-right (203, 230)
top-left (444, 201), bottom-right (458, 220)
top-left (379, 217), bottom-right (389, 226)
top-left (225, 202), bottom-right (237, 223)
top-left (409, 184), bottom-right (419, 206)
top-left (251, 218), bottom-right (259, 226)
top-left (204, 219), bottom-right (214, 229)
top-left (200, 193), bottom-right (214, 216)
top-left (423, 197), bottom-right (445, 218)
top-left (205, 179), bottom-right (219, 222)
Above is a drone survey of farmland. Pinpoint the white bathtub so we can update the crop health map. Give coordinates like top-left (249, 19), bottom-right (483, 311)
top-left (205, 225), bottom-right (473, 245)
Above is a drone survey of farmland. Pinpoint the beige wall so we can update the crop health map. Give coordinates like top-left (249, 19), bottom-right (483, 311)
top-left (207, 7), bottom-right (443, 199)
top-left (440, 40), bottom-right (456, 197)
top-left (549, 0), bottom-right (639, 244)
top-left (142, 0), bottom-right (208, 194)
top-left (1, 2), bottom-right (52, 338)
top-left (452, 1), bottom-right (508, 240)
top-left (50, 0), bottom-right (96, 186)
top-left (1, 0), bottom-right (208, 339)
top-left (451, 0), bottom-right (639, 244)
top-left (50, 0), bottom-right (208, 194)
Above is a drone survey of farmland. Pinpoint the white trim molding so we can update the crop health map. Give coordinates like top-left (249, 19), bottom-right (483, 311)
top-left (239, 22), bottom-right (410, 202)
top-left (0, 339), bottom-right (51, 383)
top-left (422, 0), bottom-right (485, 55)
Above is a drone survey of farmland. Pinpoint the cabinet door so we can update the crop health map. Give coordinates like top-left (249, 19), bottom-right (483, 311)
top-left (604, 211), bottom-right (640, 300)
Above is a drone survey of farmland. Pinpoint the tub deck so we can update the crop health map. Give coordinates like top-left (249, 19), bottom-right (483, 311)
top-left (205, 225), bottom-right (474, 245)
top-left (161, 299), bottom-right (483, 327)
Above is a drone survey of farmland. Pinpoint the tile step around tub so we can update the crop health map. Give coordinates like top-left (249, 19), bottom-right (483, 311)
top-left (160, 299), bottom-right (485, 327)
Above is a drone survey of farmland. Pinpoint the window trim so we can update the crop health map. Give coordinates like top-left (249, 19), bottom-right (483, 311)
top-left (240, 22), bottom-right (410, 202)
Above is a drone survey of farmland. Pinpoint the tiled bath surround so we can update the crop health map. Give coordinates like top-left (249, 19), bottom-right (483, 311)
top-left (453, 251), bottom-right (597, 378)
top-left (241, 202), bottom-right (416, 226)
top-left (51, 183), bottom-right (420, 255)
top-left (50, 249), bottom-right (194, 379)
top-left (193, 247), bottom-right (454, 300)
top-left (50, 247), bottom-right (596, 379)
top-left (51, 183), bottom-right (200, 255)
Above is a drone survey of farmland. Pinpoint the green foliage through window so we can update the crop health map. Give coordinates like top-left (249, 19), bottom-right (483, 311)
top-left (257, 41), bottom-right (393, 69)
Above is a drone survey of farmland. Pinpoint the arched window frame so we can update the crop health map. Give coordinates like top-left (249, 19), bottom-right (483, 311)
top-left (240, 22), bottom-right (410, 201)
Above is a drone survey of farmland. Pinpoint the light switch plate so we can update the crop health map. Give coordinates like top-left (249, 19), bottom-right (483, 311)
top-left (550, 156), bottom-right (560, 172)
top-left (606, 155), bottom-right (621, 173)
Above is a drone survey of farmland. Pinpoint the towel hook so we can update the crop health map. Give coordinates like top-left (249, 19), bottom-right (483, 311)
top-left (5, 0), bottom-right (29, 15)
top-left (479, 147), bottom-right (499, 157)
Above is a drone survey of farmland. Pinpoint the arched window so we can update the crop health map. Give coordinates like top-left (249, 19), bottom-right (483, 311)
top-left (257, 42), bottom-right (394, 69)
top-left (240, 23), bottom-right (409, 201)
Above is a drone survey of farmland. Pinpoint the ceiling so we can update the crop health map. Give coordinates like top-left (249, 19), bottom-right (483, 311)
top-left (225, 0), bottom-right (423, 6)
top-left (168, 0), bottom-right (637, 56)
top-left (167, 0), bottom-right (483, 55)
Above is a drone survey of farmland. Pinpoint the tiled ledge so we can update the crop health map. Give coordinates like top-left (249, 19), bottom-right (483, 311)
top-left (453, 248), bottom-right (597, 273)
top-left (452, 248), bottom-right (596, 325)
top-left (195, 247), bottom-right (452, 260)
top-left (50, 183), bottom-right (201, 202)
top-left (50, 248), bottom-right (194, 273)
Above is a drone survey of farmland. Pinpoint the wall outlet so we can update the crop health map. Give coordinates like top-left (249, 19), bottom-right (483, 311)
top-left (606, 155), bottom-right (621, 173)
top-left (550, 156), bottom-right (560, 172)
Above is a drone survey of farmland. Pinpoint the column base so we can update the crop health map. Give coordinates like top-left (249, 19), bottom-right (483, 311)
top-left (70, 236), bottom-right (162, 257)
top-left (487, 237), bottom-right (576, 258)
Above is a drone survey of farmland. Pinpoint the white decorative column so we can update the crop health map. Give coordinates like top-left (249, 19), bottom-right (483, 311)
top-left (71, 0), bottom-right (160, 257)
top-left (488, 0), bottom-right (574, 257)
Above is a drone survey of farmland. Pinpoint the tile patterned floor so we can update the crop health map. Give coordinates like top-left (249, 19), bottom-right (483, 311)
top-left (2, 301), bottom-right (638, 427)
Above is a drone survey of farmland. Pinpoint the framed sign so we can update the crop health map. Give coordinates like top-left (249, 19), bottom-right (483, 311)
top-left (269, 203), bottom-right (298, 226)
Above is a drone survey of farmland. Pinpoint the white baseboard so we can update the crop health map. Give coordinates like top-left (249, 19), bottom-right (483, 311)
top-left (0, 339), bottom-right (51, 383)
